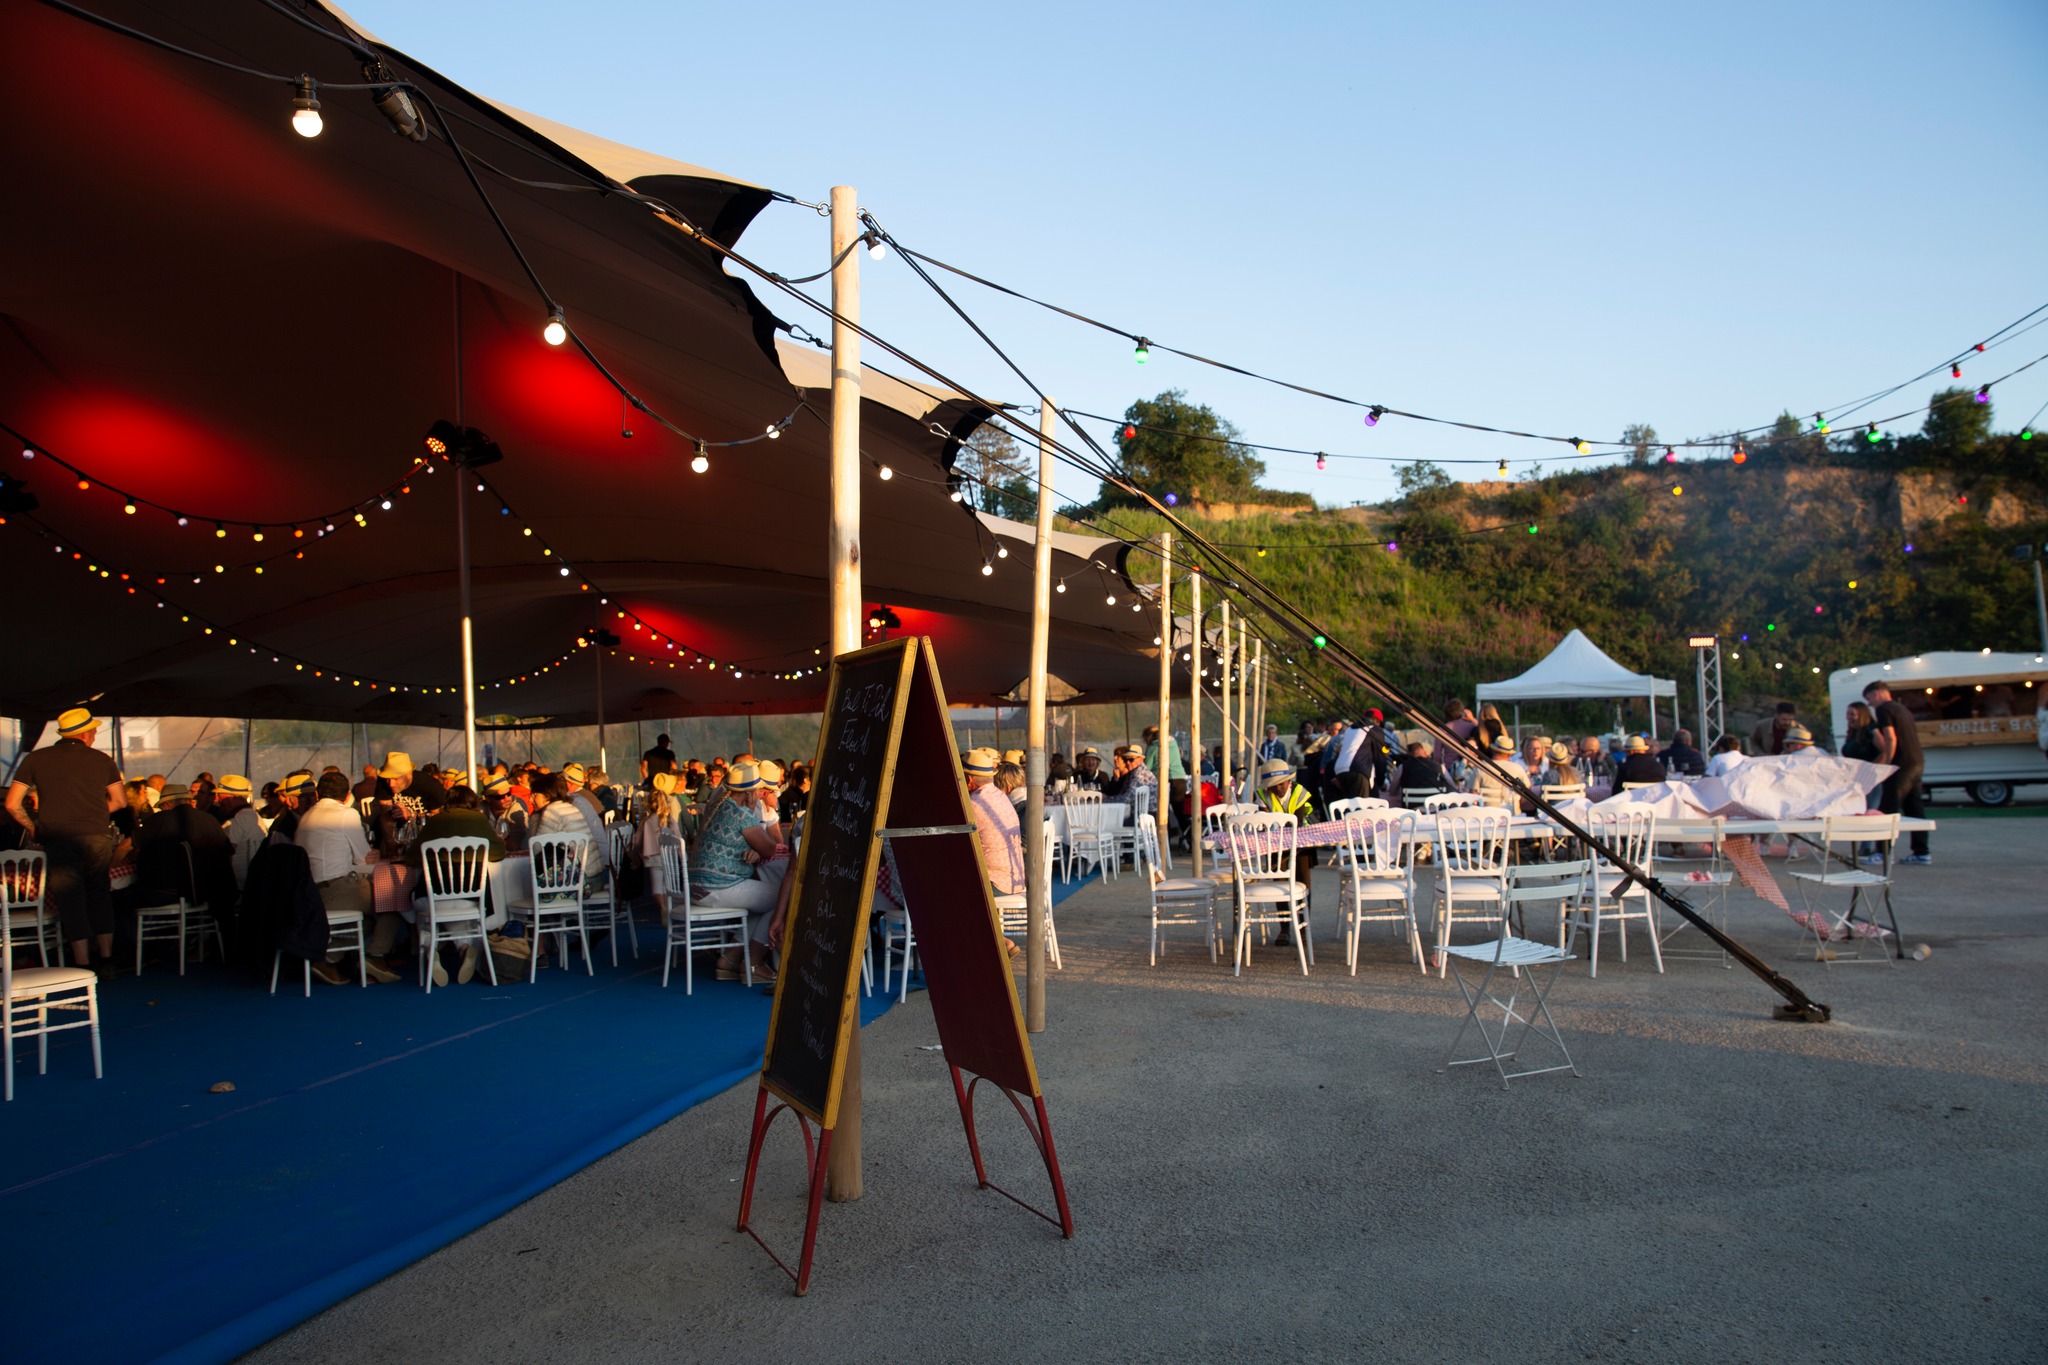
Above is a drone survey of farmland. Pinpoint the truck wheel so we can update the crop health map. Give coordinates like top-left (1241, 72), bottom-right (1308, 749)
top-left (1967, 781), bottom-right (2012, 807)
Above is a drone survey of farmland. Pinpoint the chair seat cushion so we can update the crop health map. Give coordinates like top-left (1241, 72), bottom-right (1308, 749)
top-left (1240, 883), bottom-right (1303, 903)
top-left (992, 893), bottom-right (1026, 910)
top-left (1154, 879), bottom-right (1214, 894)
top-left (8, 965), bottom-right (97, 994)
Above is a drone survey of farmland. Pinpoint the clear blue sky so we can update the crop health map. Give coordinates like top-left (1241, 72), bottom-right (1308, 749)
top-left (346, 0), bottom-right (2048, 505)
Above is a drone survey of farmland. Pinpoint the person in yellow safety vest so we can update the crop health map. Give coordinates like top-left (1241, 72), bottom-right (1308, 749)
top-left (1256, 758), bottom-right (1313, 946)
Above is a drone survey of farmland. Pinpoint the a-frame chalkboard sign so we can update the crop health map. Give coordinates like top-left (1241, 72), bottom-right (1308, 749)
top-left (736, 636), bottom-right (1074, 1295)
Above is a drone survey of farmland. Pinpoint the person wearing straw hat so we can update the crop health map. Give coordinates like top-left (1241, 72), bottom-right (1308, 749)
top-left (1617, 734), bottom-right (1667, 787)
top-left (1071, 746), bottom-right (1107, 792)
top-left (1256, 757), bottom-right (1316, 933)
top-left (964, 746), bottom-right (1025, 896)
top-left (265, 770), bottom-right (317, 846)
top-left (696, 763), bottom-right (784, 982)
top-left (216, 774), bottom-right (267, 888)
top-left (6, 707), bottom-right (126, 969)
top-left (482, 773), bottom-right (529, 853)
top-left (1780, 724), bottom-right (1816, 754)
top-left (1473, 732), bottom-right (1532, 812)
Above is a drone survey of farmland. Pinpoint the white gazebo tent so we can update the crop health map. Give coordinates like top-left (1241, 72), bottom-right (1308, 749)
top-left (1475, 629), bottom-right (1679, 740)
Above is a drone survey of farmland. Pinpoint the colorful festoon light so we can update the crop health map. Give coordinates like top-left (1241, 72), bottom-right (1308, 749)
top-left (1365, 405), bottom-right (1384, 427)
top-left (1133, 338), bottom-right (1150, 364)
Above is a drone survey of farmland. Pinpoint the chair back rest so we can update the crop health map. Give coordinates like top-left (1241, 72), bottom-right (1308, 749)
top-left (1201, 803), bottom-right (1235, 836)
top-left (1433, 810), bottom-right (1510, 878)
top-left (657, 837), bottom-right (689, 904)
top-left (1225, 811), bottom-right (1297, 882)
top-left (1421, 792), bottom-right (1484, 814)
top-left (1037, 818), bottom-right (1057, 898)
top-left (1587, 803), bottom-right (1656, 874)
top-left (1506, 857), bottom-right (1592, 911)
top-left (1620, 781), bottom-right (1661, 792)
top-left (1067, 797), bottom-right (1105, 834)
top-left (1127, 782), bottom-right (1153, 823)
top-left (0, 849), bottom-right (48, 912)
top-left (1327, 797), bottom-right (1372, 822)
top-left (419, 836), bottom-right (491, 899)
top-left (608, 824), bottom-right (631, 871)
top-left (1064, 789), bottom-right (1103, 806)
top-left (1821, 812), bottom-right (1899, 857)
top-left (528, 833), bottom-right (589, 903)
top-left (1342, 810), bottom-right (1417, 877)
top-left (1543, 782), bottom-right (1586, 803)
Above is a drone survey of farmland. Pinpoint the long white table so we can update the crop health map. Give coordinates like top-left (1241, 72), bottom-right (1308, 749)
top-left (1048, 801), bottom-right (1132, 846)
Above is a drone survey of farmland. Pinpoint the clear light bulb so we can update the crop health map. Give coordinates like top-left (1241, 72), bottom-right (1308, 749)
top-left (878, 465), bottom-right (893, 480)
top-left (543, 309), bottom-right (568, 346)
top-left (290, 77), bottom-right (322, 138)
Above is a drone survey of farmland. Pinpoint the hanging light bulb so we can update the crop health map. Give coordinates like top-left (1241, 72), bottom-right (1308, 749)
top-left (866, 232), bottom-right (887, 261)
top-left (690, 442), bottom-right (709, 474)
top-left (1951, 364), bottom-right (1963, 378)
top-left (2022, 428), bottom-right (2035, 441)
top-left (1497, 458), bottom-right (1509, 478)
top-left (1315, 454), bottom-right (1327, 472)
top-left (948, 486), bottom-right (962, 502)
top-left (1055, 581), bottom-right (1067, 593)
top-left (1133, 337), bottom-right (1150, 364)
top-left (996, 545), bottom-right (1009, 558)
top-left (980, 561), bottom-right (994, 576)
top-left (1974, 385), bottom-right (1990, 404)
top-left (542, 308), bottom-right (568, 347)
top-left (1866, 423), bottom-right (1881, 444)
top-left (878, 464), bottom-right (893, 480)
top-left (252, 526), bottom-right (265, 542)
top-left (1122, 424), bottom-right (1137, 441)
top-left (123, 501), bottom-right (136, 515)
top-left (1105, 594), bottom-right (1117, 606)
top-left (1814, 413), bottom-right (1829, 434)
top-left (766, 422), bottom-right (781, 440)
top-left (1733, 446), bottom-right (1748, 465)
top-left (1571, 437), bottom-right (1590, 455)
top-left (1365, 405), bottom-right (1385, 427)
top-left (290, 76), bottom-right (323, 137)
top-left (1671, 485), bottom-right (1684, 496)
top-left (1662, 447), bottom-right (1676, 463)
top-left (215, 522), bottom-right (227, 538)
top-left (1257, 546), bottom-right (1268, 557)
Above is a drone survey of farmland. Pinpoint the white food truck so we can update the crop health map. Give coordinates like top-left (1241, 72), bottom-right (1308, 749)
top-left (1827, 650), bottom-right (2048, 806)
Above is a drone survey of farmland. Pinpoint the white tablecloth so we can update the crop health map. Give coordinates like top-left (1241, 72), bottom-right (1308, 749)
top-left (1048, 801), bottom-right (1132, 845)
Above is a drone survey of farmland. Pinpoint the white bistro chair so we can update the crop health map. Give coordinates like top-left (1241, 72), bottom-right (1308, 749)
top-left (994, 819), bottom-right (1062, 971)
top-left (521, 833), bottom-right (595, 981)
top-left (1788, 813), bottom-right (1903, 964)
top-left (658, 840), bottom-right (751, 992)
top-left (2, 851), bottom-right (57, 967)
top-left (1338, 810), bottom-right (1423, 975)
top-left (1430, 809), bottom-right (1511, 977)
top-left (1561, 804), bottom-right (1663, 978)
top-left (416, 836), bottom-right (498, 993)
top-left (270, 907), bottom-right (368, 995)
top-left (133, 844), bottom-right (226, 975)
top-left (3, 908), bottom-right (102, 1102)
top-left (1062, 790), bottom-right (1109, 881)
top-left (1136, 826), bottom-right (1216, 965)
top-left (1225, 811), bottom-right (1310, 977)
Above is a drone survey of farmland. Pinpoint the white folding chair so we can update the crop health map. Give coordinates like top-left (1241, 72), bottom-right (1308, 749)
top-left (1436, 927), bottom-right (1582, 1089)
top-left (4, 910), bottom-right (101, 1102)
top-left (658, 839), bottom-right (747, 991)
top-left (1063, 790), bottom-right (1109, 880)
top-left (1338, 810), bottom-right (1423, 974)
top-left (994, 819), bottom-right (1062, 970)
top-left (522, 833), bottom-right (594, 981)
top-left (1106, 788), bottom-right (1151, 876)
top-left (416, 836), bottom-right (498, 993)
top-left (1562, 804), bottom-right (1663, 978)
top-left (134, 844), bottom-right (225, 975)
top-left (1225, 812), bottom-right (1310, 977)
top-left (1788, 813), bottom-right (1903, 964)
top-left (589, 823), bottom-right (639, 965)
top-left (1656, 816), bottom-right (1733, 965)
top-left (270, 906), bottom-right (368, 995)
top-left (1504, 856), bottom-right (1593, 946)
top-left (1430, 809), bottom-right (1511, 977)
top-left (1136, 823), bottom-right (1216, 964)
top-left (2, 851), bottom-right (57, 967)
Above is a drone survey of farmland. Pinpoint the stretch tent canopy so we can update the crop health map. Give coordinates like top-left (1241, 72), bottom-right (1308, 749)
top-left (1476, 629), bottom-right (1677, 707)
top-left (0, 0), bottom-right (1158, 732)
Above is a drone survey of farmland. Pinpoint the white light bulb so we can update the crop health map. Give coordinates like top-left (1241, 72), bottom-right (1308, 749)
top-left (542, 309), bottom-right (567, 346)
top-left (867, 236), bottom-right (887, 260)
top-left (1106, 595), bottom-right (1116, 605)
top-left (997, 546), bottom-right (1009, 558)
top-left (1055, 582), bottom-right (1066, 593)
top-left (878, 465), bottom-right (893, 480)
top-left (981, 563), bottom-right (994, 576)
top-left (290, 76), bottom-right (323, 138)
top-left (691, 453), bottom-right (709, 474)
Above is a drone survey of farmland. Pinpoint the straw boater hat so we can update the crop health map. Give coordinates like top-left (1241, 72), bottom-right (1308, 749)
top-left (1119, 744), bottom-right (1145, 761)
top-left (650, 771), bottom-right (678, 795)
top-left (1624, 735), bottom-right (1650, 753)
top-left (962, 747), bottom-right (1000, 776)
top-left (755, 760), bottom-right (785, 787)
top-left (726, 762), bottom-right (763, 791)
top-left (1003, 749), bottom-right (1025, 766)
top-left (57, 707), bottom-right (97, 737)
top-left (1488, 734), bottom-right (1516, 754)
top-left (216, 774), bottom-right (252, 799)
top-left (482, 774), bottom-right (512, 796)
top-left (379, 751), bottom-right (414, 779)
top-left (1258, 758), bottom-right (1294, 789)
top-left (1079, 746), bottom-right (1100, 760)
top-left (1783, 725), bottom-right (1814, 749)
top-left (282, 770), bottom-right (315, 795)
top-left (1549, 741), bottom-right (1571, 764)
top-left (561, 762), bottom-right (586, 784)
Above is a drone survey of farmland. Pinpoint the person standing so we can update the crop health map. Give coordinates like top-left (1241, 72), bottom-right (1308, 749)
top-left (640, 732), bottom-right (679, 789)
top-left (1258, 724), bottom-right (1289, 763)
top-left (1862, 681), bottom-right (1929, 864)
top-left (4, 708), bottom-right (125, 970)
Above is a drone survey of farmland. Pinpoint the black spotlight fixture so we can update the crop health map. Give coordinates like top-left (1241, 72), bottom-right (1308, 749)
top-left (0, 472), bottom-right (38, 514)
top-left (423, 421), bottom-right (503, 467)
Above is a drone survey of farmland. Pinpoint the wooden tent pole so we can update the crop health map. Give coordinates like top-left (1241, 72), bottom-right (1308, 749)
top-left (1189, 567), bottom-right (1204, 878)
top-left (1024, 399), bottom-right (1055, 1033)
top-left (1156, 534), bottom-right (1172, 863)
top-left (826, 184), bottom-right (865, 1203)
top-left (453, 275), bottom-right (479, 786)
top-left (1219, 600), bottom-right (1232, 803)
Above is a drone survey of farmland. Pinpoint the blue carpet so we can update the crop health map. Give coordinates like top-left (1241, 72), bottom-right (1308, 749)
top-left (0, 932), bottom-right (894, 1365)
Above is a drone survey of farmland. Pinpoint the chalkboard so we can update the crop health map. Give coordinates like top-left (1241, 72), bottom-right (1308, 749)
top-left (760, 638), bottom-right (916, 1125)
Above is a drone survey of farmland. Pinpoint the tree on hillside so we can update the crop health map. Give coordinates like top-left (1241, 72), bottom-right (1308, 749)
top-left (957, 424), bottom-right (1034, 518)
top-left (1921, 385), bottom-right (1993, 462)
top-left (1621, 423), bottom-right (1660, 469)
top-left (1102, 390), bottom-right (1266, 508)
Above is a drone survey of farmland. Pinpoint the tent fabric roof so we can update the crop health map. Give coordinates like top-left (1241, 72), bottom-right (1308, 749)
top-left (0, 0), bottom-right (1159, 728)
top-left (1475, 629), bottom-right (1677, 702)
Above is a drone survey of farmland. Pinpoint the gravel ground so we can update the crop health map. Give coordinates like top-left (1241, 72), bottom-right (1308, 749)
top-left (246, 820), bottom-right (2048, 1363)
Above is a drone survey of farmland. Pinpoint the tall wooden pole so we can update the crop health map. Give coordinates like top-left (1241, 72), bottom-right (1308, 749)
top-left (1236, 620), bottom-right (1250, 799)
top-left (827, 185), bottom-right (864, 1202)
top-left (453, 275), bottom-right (479, 786)
top-left (1156, 535), bottom-right (1172, 863)
top-left (1024, 400), bottom-right (1055, 1033)
top-left (1188, 568), bottom-right (1204, 878)
top-left (1218, 600), bottom-right (1232, 804)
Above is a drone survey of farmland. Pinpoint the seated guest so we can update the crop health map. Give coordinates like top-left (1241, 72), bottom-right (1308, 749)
top-left (1575, 736), bottom-right (1617, 789)
top-left (352, 765), bottom-right (379, 803)
top-left (483, 773), bottom-right (529, 853)
top-left (409, 784), bottom-right (504, 862)
top-left (996, 760), bottom-right (1027, 810)
top-left (1473, 734), bottom-right (1530, 810)
top-left (1070, 747), bottom-right (1107, 791)
top-left (1099, 744), bottom-right (1157, 801)
top-left (1616, 735), bottom-right (1667, 786)
top-left (294, 771), bottom-right (400, 984)
top-left (963, 748), bottom-right (1025, 954)
top-left (586, 768), bottom-right (620, 817)
top-left (131, 788), bottom-right (236, 912)
top-left (636, 771), bottom-right (684, 871)
top-left (1781, 724), bottom-right (1816, 754)
top-left (696, 764), bottom-right (785, 981)
top-left (1749, 701), bottom-right (1800, 756)
top-left (1704, 734), bottom-right (1746, 778)
top-left (506, 765), bottom-right (534, 812)
top-left (216, 774), bottom-right (267, 889)
top-left (1256, 759), bottom-right (1314, 938)
top-left (1541, 741), bottom-right (1582, 790)
top-left (777, 762), bottom-right (812, 826)
top-left (529, 771), bottom-right (605, 889)
top-left (1390, 740), bottom-right (1447, 806)
top-left (408, 763), bottom-right (449, 814)
top-left (1659, 728), bottom-right (1707, 777)
top-left (266, 771), bottom-right (316, 845)
top-left (1047, 752), bottom-right (1072, 785)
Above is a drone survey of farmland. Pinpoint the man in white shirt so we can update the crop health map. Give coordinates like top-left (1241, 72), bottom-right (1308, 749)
top-left (1332, 720), bottom-right (1369, 800)
top-left (1704, 736), bottom-right (1746, 779)
top-left (295, 771), bottom-right (398, 983)
top-left (1474, 733), bottom-right (1532, 811)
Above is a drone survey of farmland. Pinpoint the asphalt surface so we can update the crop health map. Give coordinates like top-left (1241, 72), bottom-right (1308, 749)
top-left (246, 820), bottom-right (2048, 1363)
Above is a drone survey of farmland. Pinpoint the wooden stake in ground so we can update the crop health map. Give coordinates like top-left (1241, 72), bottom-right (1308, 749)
top-left (826, 183), bottom-right (864, 1204)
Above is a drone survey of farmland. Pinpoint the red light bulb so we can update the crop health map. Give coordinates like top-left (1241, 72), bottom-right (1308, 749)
top-left (1952, 364), bottom-right (1962, 378)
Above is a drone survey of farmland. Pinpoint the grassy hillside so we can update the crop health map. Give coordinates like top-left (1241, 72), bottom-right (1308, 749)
top-left (1089, 405), bottom-right (2048, 740)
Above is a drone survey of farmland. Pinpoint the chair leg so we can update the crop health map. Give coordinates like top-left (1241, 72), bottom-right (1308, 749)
top-left (481, 926), bottom-right (499, 985)
top-left (269, 951), bottom-right (282, 995)
top-left (87, 985), bottom-right (102, 1080)
top-left (578, 914), bottom-right (593, 976)
top-left (303, 961), bottom-right (312, 997)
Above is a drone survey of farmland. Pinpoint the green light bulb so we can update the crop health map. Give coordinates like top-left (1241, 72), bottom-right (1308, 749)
top-left (1312, 634), bottom-right (1328, 648)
